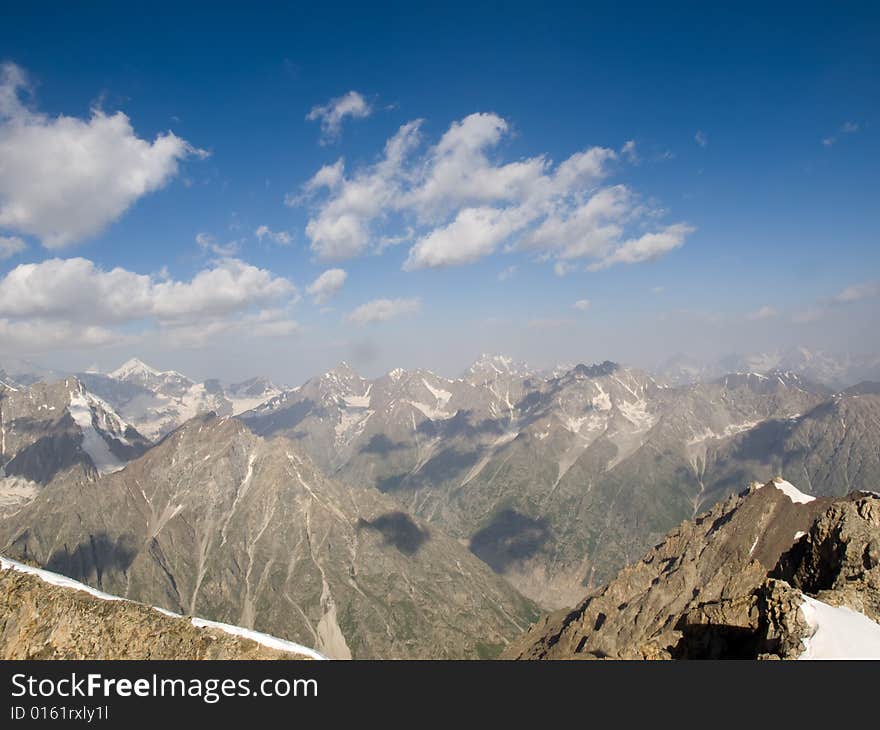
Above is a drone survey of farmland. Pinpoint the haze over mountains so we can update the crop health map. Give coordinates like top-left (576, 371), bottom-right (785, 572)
top-left (2, 348), bottom-right (879, 657)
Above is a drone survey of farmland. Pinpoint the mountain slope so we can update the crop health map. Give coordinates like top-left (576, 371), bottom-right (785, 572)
top-left (0, 414), bottom-right (538, 659)
top-left (0, 378), bottom-right (150, 513)
top-left (505, 479), bottom-right (880, 659)
top-left (0, 556), bottom-right (320, 660)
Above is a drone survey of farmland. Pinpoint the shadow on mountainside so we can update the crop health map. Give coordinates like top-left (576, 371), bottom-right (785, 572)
top-left (469, 509), bottom-right (552, 573)
top-left (45, 533), bottom-right (138, 588)
top-left (357, 512), bottom-right (429, 555)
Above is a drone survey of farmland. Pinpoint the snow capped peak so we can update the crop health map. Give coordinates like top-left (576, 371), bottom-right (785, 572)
top-left (66, 385), bottom-right (134, 474)
top-left (110, 357), bottom-right (164, 380)
top-left (387, 367), bottom-right (407, 380)
top-left (328, 361), bottom-right (358, 377)
top-left (465, 353), bottom-right (532, 380)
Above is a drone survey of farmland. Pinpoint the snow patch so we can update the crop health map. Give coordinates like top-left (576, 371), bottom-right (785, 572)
top-left (422, 378), bottom-right (452, 406)
top-left (190, 617), bottom-right (327, 660)
top-left (767, 477), bottom-right (815, 504)
top-left (68, 389), bottom-right (126, 474)
top-left (408, 400), bottom-right (454, 421)
top-left (799, 594), bottom-right (880, 659)
top-left (343, 384), bottom-right (372, 409)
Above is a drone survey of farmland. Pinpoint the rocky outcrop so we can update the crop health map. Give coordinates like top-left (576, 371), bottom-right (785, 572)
top-left (0, 559), bottom-right (317, 660)
top-left (505, 479), bottom-right (880, 659)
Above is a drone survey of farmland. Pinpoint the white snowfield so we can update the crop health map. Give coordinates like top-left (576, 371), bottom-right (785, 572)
top-left (67, 388), bottom-right (127, 475)
top-left (757, 477), bottom-right (816, 504)
top-left (799, 594), bottom-right (880, 660)
top-left (0, 555), bottom-right (326, 660)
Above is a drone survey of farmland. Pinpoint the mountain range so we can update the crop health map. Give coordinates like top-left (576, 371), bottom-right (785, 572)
top-left (1, 350), bottom-right (879, 658)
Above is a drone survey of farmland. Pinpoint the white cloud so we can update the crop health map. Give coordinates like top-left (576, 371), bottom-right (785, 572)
top-left (294, 110), bottom-right (692, 272)
top-left (255, 225), bottom-right (293, 245)
top-left (747, 305), bottom-right (777, 320)
top-left (196, 232), bottom-right (240, 256)
top-left (694, 130), bottom-right (708, 147)
top-left (586, 223), bottom-right (694, 271)
top-left (0, 318), bottom-right (123, 351)
top-left (158, 308), bottom-right (300, 347)
top-left (841, 121), bottom-right (860, 133)
top-left (497, 265), bottom-right (517, 281)
top-left (573, 299), bottom-right (591, 311)
top-left (0, 257), bottom-right (296, 329)
top-left (306, 91), bottom-right (372, 144)
top-left (553, 261), bottom-right (577, 277)
top-left (403, 206), bottom-right (528, 270)
top-left (793, 281), bottom-right (878, 323)
top-left (822, 137), bottom-right (836, 147)
top-left (621, 139), bottom-right (638, 162)
top-left (307, 268), bottom-right (347, 304)
top-left (0, 235), bottom-right (25, 260)
top-left (346, 297), bottom-right (420, 324)
top-left (0, 63), bottom-right (205, 248)
top-left (831, 282), bottom-right (878, 304)
top-left (300, 121), bottom-right (422, 260)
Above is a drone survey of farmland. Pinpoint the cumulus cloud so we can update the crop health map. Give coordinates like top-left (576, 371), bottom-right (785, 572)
top-left (306, 91), bottom-right (372, 144)
top-left (0, 235), bottom-right (25, 260)
top-left (307, 268), bottom-right (347, 304)
top-left (255, 225), bottom-right (293, 245)
top-left (403, 206), bottom-right (529, 270)
top-left (573, 299), bottom-right (591, 311)
top-left (694, 130), bottom-right (708, 147)
top-left (585, 223), bottom-right (693, 271)
top-left (293, 111), bottom-right (691, 272)
top-left (0, 257), bottom-right (298, 351)
top-left (346, 297), bottom-right (420, 324)
top-left (0, 63), bottom-right (205, 248)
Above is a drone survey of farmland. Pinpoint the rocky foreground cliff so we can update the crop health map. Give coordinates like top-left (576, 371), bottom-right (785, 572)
top-left (505, 478), bottom-right (880, 659)
top-left (0, 557), bottom-right (320, 660)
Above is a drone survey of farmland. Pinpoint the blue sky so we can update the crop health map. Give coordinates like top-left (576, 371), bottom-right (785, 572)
top-left (0, 2), bottom-right (877, 382)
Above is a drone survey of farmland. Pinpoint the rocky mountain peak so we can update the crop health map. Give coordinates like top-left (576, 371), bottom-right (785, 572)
top-left (505, 478), bottom-right (880, 660)
top-left (569, 361), bottom-right (620, 379)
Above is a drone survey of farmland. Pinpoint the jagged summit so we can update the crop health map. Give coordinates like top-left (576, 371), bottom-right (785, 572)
top-left (569, 361), bottom-right (620, 379)
top-left (505, 478), bottom-right (880, 660)
top-left (466, 353), bottom-right (531, 377)
top-left (109, 357), bottom-right (166, 380)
